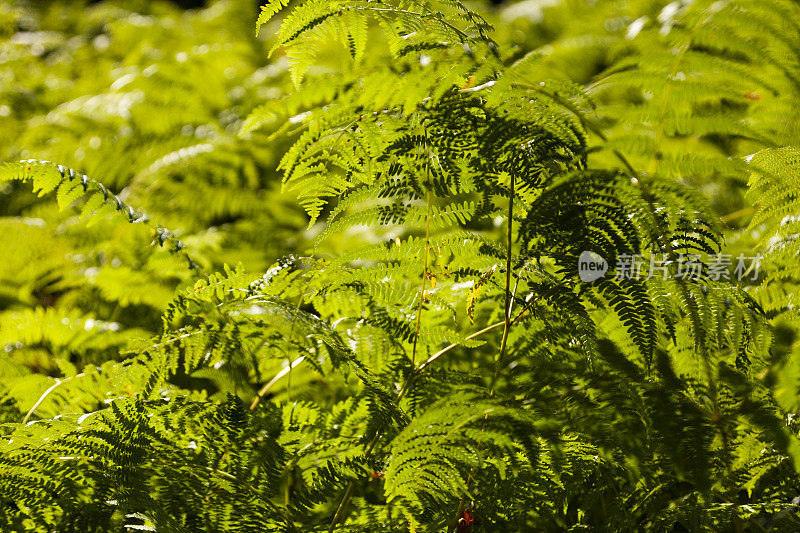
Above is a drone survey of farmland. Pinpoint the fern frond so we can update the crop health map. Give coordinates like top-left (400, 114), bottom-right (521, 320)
top-left (0, 160), bottom-right (198, 269)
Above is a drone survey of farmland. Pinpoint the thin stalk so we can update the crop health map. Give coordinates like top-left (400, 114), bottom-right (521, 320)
top-left (720, 205), bottom-right (755, 224)
top-left (253, 318), bottom-right (520, 426)
top-left (23, 374), bottom-right (85, 424)
top-left (250, 356), bottom-right (306, 411)
top-left (250, 276), bottom-right (313, 411)
top-left (450, 175), bottom-right (516, 531)
top-left (410, 186), bottom-right (432, 366)
top-left (491, 174), bottom-right (515, 398)
top-left (329, 483), bottom-right (357, 532)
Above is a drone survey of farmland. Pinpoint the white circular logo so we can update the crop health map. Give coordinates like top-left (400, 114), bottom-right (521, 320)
top-left (578, 251), bottom-right (608, 282)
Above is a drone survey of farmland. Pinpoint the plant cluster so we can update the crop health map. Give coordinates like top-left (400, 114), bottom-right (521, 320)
top-left (2, 0), bottom-right (800, 531)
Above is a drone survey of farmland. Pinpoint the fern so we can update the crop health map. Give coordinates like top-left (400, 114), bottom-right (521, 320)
top-left (4, 0), bottom-right (800, 531)
top-left (1, 160), bottom-right (198, 269)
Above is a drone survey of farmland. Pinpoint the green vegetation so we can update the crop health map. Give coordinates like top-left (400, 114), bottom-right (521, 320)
top-left (2, 0), bottom-right (800, 530)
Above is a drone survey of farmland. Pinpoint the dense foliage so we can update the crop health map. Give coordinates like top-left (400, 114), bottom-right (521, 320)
top-left (2, 0), bottom-right (800, 530)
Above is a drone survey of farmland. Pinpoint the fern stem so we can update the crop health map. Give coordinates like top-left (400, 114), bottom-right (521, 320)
top-left (250, 355), bottom-right (306, 410)
top-left (410, 186), bottom-right (432, 367)
top-left (451, 175), bottom-right (516, 531)
top-left (413, 321), bottom-right (504, 377)
top-left (328, 221), bottom-right (542, 533)
top-left (256, 307), bottom-right (536, 419)
top-left (720, 205), bottom-right (755, 223)
top-left (253, 316), bottom-right (517, 419)
top-left (22, 374), bottom-right (85, 424)
top-left (251, 276), bottom-right (313, 411)
top-left (328, 480), bottom-right (357, 532)
top-left (491, 173), bottom-right (515, 398)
